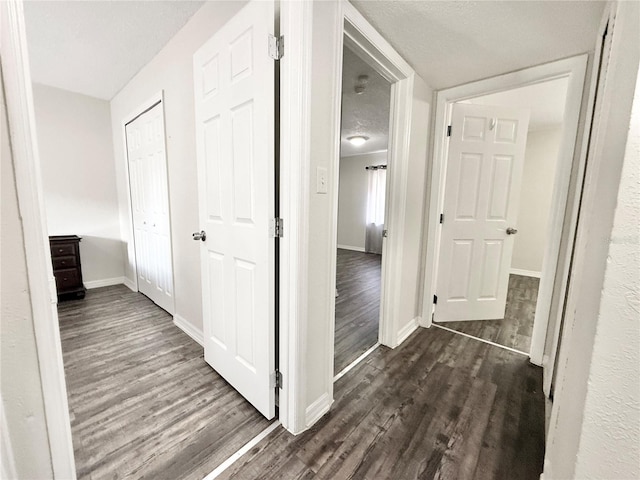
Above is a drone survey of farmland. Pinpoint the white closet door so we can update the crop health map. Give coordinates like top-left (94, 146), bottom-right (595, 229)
top-left (193, 0), bottom-right (276, 418)
top-left (435, 103), bottom-right (529, 322)
top-left (126, 102), bottom-right (174, 314)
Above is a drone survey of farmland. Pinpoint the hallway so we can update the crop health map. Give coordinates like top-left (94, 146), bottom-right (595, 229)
top-left (220, 326), bottom-right (545, 479)
top-left (57, 286), bottom-right (271, 480)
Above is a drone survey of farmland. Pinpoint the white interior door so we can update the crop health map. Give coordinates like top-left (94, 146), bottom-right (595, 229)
top-left (435, 103), bottom-right (530, 322)
top-left (193, 0), bottom-right (275, 419)
top-left (126, 102), bottom-right (175, 314)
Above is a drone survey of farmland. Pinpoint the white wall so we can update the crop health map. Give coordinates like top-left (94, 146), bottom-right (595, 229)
top-left (33, 83), bottom-right (125, 286)
top-left (544, 2), bottom-right (640, 478)
top-left (110, 1), bottom-right (248, 333)
top-left (337, 151), bottom-right (387, 251)
top-left (511, 127), bottom-right (562, 274)
top-left (1, 70), bottom-right (53, 480)
top-left (573, 61), bottom-right (640, 480)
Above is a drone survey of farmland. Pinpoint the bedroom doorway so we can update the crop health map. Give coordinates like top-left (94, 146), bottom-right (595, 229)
top-left (334, 44), bottom-right (392, 377)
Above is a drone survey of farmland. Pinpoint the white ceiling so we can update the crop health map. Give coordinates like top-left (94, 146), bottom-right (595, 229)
top-left (351, 0), bottom-right (606, 90)
top-left (341, 47), bottom-right (391, 157)
top-left (24, 1), bottom-right (204, 100)
top-left (464, 77), bottom-right (570, 131)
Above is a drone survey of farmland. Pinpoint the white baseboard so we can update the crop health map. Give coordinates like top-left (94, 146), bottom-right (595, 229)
top-left (173, 315), bottom-right (204, 347)
top-left (337, 244), bottom-right (365, 253)
top-left (123, 277), bottom-right (137, 292)
top-left (396, 317), bottom-right (419, 346)
top-left (84, 277), bottom-right (125, 289)
top-left (510, 268), bottom-right (541, 278)
top-left (305, 392), bottom-right (332, 428)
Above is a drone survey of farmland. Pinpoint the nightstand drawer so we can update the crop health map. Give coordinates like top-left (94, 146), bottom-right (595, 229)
top-left (54, 269), bottom-right (81, 291)
top-left (52, 255), bottom-right (77, 270)
top-left (51, 243), bottom-right (76, 257)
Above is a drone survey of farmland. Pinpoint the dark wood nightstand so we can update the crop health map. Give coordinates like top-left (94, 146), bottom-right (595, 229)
top-left (50, 235), bottom-right (86, 300)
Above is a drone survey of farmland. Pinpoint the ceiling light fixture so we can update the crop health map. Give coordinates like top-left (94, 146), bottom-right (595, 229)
top-left (348, 136), bottom-right (369, 146)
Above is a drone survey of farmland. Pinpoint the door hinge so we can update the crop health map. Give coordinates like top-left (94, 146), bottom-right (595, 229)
top-left (269, 34), bottom-right (284, 60)
top-left (382, 229), bottom-right (389, 238)
top-left (271, 370), bottom-right (283, 389)
top-left (433, 294), bottom-right (438, 305)
top-left (447, 125), bottom-right (452, 137)
top-left (270, 217), bottom-right (284, 238)
top-left (439, 213), bottom-right (444, 224)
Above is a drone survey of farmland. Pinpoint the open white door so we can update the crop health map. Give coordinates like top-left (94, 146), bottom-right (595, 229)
top-left (435, 103), bottom-right (529, 322)
top-left (193, 0), bottom-right (276, 419)
top-left (126, 101), bottom-right (175, 314)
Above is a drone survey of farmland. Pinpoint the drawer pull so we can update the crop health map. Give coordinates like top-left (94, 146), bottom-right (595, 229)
top-left (59, 249), bottom-right (64, 253)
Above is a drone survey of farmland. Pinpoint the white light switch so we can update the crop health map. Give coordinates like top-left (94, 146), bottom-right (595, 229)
top-left (316, 166), bottom-right (328, 194)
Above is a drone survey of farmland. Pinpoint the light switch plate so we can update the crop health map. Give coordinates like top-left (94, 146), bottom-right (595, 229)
top-left (316, 166), bottom-right (328, 194)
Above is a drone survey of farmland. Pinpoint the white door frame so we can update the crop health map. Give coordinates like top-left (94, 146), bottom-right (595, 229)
top-left (339, 2), bottom-right (416, 350)
top-left (278, 0), bottom-right (416, 434)
top-left (422, 55), bottom-right (589, 368)
top-left (120, 91), bottom-right (176, 310)
top-left (1, 0), bottom-right (77, 477)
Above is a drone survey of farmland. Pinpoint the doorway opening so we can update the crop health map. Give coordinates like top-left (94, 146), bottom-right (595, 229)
top-left (334, 44), bottom-right (392, 376)
top-left (433, 77), bottom-right (570, 355)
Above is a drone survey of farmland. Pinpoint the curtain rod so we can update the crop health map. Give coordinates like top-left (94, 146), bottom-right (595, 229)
top-left (365, 165), bottom-right (387, 170)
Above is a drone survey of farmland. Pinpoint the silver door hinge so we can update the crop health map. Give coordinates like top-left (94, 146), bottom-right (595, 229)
top-left (270, 218), bottom-right (284, 238)
top-left (447, 125), bottom-right (452, 137)
top-left (268, 34), bottom-right (284, 60)
top-left (271, 370), bottom-right (283, 389)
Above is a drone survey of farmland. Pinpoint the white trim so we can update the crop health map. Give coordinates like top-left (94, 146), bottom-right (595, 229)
top-left (333, 342), bottom-right (380, 382)
top-left (341, 1), bottom-right (416, 351)
top-left (278, 0), bottom-right (314, 435)
top-left (305, 393), bottom-right (333, 429)
top-left (0, 1), bottom-right (77, 478)
top-left (202, 420), bottom-right (281, 480)
top-left (123, 277), bottom-right (136, 292)
top-left (84, 277), bottom-right (125, 289)
top-left (173, 315), bottom-right (204, 347)
top-left (432, 323), bottom-right (529, 357)
top-left (337, 244), bottom-right (365, 252)
top-left (421, 55), bottom-right (588, 370)
top-left (396, 317), bottom-right (420, 346)
top-left (510, 268), bottom-right (541, 279)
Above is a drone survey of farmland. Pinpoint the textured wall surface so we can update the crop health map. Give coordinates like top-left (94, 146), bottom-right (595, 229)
top-left (1, 68), bottom-right (54, 480)
top-left (573, 65), bottom-right (640, 480)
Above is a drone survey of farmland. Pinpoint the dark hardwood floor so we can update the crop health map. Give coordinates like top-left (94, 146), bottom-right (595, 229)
top-left (219, 325), bottom-right (545, 480)
top-left (334, 248), bottom-right (381, 374)
top-left (436, 274), bottom-right (540, 353)
top-left (57, 285), bottom-right (271, 480)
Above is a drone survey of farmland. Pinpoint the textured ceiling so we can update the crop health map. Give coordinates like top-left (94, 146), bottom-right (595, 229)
top-left (350, 0), bottom-right (605, 90)
top-left (24, 1), bottom-right (204, 100)
top-left (341, 47), bottom-right (391, 157)
top-left (464, 77), bottom-right (569, 131)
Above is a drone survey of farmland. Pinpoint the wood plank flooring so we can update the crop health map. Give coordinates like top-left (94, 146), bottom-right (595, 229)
top-left (57, 285), bottom-right (271, 480)
top-left (436, 274), bottom-right (540, 353)
top-left (218, 326), bottom-right (545, 480)
top-left (334, 249), bottom-right (381, 374)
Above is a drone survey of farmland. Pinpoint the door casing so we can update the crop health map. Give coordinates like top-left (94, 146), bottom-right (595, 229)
top-left (422, 55), bottom-right (589, 385)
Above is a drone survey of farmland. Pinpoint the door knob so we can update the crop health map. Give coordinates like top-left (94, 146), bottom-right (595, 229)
top-left (192, 230), bottom-right (206, 241)
top-left (506, 227), bottom-right (518, 235)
